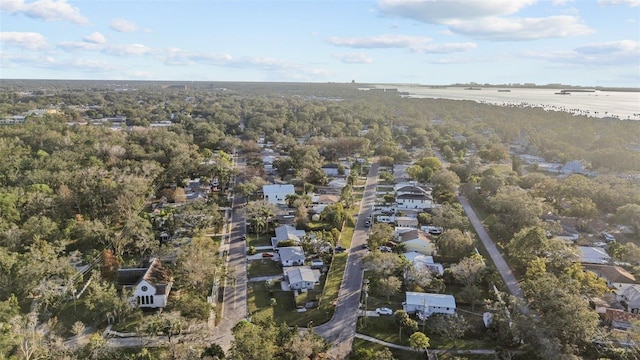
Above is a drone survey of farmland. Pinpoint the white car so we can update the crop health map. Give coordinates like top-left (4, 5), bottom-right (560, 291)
top-left (375, 307), bottom-right (393, 315)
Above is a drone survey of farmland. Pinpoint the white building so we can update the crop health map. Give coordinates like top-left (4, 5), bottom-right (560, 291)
top-left (278, 246), bottom-right (306, 267)
top-left (263, 184), bottom-right (295, 205)
top-left (577, 246), bottom-right (611, 264)
top-left (403, 292), bottom-right (456, 318)
top-left (117, 258), bottom-right (172, 309)
top-left (404, 251), bottom-right (444, 275)
top-left (271, 225), bottom-right (306, 249)
top-left (285, 267), bottom-right (321, 291)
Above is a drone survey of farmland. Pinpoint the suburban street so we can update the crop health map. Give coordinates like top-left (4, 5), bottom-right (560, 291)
top-left (316, 161), bottom-right (379, 360)
top-left (457, 196), bottom-right (523, 298)
top-left (211, 154), bottom-right (249, 352)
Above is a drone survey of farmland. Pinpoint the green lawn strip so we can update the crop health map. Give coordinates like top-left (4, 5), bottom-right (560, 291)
top-left (247, 259), bottom-right (283, 278)
top-left (246, 233), bottom-right (272, 247)
top-left (352, 338), bottom-right (418, 360)
top-left (357, 316), bottom-right (495, 351)
top-left (320, 252), bottom-right (347, 306)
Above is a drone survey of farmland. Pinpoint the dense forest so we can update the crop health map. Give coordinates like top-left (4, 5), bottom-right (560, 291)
top-left (0, 80), bottom-right (639, 360)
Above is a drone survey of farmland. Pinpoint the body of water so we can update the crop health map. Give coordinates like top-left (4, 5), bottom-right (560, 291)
top-left (378, 85), bottom-right (640, 121)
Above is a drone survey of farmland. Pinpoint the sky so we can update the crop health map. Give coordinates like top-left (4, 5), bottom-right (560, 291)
top-left (1, 0), bottom-right (639, 86)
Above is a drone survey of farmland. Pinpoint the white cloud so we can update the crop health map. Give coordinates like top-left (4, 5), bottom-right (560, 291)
top-left (332, 52), bottom-right (374, 64)
top-left (377, 0), bottom-right (536, 23)
top-left (84, 32), bottom-right (106, 44)
top-left (447, 15), bottom-right (593, 40)
top-left (0, 0), bottom-right (89, 25)
top-left (377, 0), bottom-right (593, 41)
top-left (0, 32), bottom-right (48, 50)
top-left (327, 34), bottom-right (431, 48)
top-left (0, 52), bottom-right (122, 73)
top-left (575, 40), bottom-right (640, 56)
top-left (110, 18), bottom-right (148, 32)
top-left (58, 40), bottom-right (101, 51)
top-left (103, 43), bottom-right (153, 56)
top-left (411, 42), bottom-right (477, 53)
top-left (598, 0), bottom-right (640, 6)
top-left (522, 40), bottom-right (640, 65)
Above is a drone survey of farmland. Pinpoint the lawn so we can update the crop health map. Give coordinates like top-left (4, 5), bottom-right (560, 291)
top-left (247, 259), bottom-right (282, 278)
top-left (357, 314), bottom-right (497, 350)
top-left (246, 233), bottom-right (272, 247)
top-left (247, 280), bottom-right (330, 327)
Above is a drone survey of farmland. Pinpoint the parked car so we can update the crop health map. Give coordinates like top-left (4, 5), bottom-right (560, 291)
top-left (242, 234), bottom-right (247, 240)
top-left (335, 246), bottom-right (346, 253)
top-left (379, 246), bottom-right (392, 253)
top-left (262, 252), bottom-right (274, 258)
top-left (376, 307), bottom-right (393, 315)
top-left (364, 220), bottom-right (371, 227)
top-left (603, 233), bottom-right (615, 242)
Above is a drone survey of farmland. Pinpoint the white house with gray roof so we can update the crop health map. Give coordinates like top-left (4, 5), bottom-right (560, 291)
top-left (271, 225), bottom-right (306, 249)
top-left (403, 292), bottom-right (456, 318)
top-left (263, 184), bottom-right (295, 205)
top-left (278, 246), bottom-right (305, 267)
top-left (284, 267), bottom-right (320, 291)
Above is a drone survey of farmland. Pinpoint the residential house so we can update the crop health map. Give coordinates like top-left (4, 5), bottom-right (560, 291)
top-left (603, 308), bottom-right (640, 330)
top-left (404, 251), bottom-right (444, 275)
top-left (117, 258), bottom-right (173, 309)
top-left (393, 164), bottom-right (411, 181)
top-left (328, 179), bottom-right (347, 189)
top-left (322, 163), bottom-right (349, 177)
top-left (403, 292), bottom-right (456, 318)
top-left (278, 246), bottom-right (306, 267)
top-left (562, 160), bottom-right (587, 175)
top-left (396, 216), bottom-right (419, 228)
top-left (577, 246), bottom-right (611, 264)
top-left (397, 229), bottom-right (435, 255)
top-left (620, 285), bottom-right (640, 314)
top-left (284, 267), bottom-right (321, 291)
top-left (312, 194), bottom-right (340, 205)
top-left (271, 225), bottom-right (306, 249)
top-left (582, 264), bottom-right (637, 294)
top-left (556, 223), bottom-right (580, 242)
top-left (263, 184), bottom-right (295, 205)
top-left (394, 183), bottom-right (434, 211)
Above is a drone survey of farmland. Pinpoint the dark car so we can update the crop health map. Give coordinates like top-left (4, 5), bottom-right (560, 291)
top-left (335, 246), bottom-right (346, 253)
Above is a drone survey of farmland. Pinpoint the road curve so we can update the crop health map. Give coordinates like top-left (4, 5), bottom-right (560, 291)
top-left (315, 162), bottom-right (380, 360)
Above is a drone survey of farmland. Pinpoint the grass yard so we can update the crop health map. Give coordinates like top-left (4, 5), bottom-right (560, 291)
top-left (357, 312), bottom-right (498, 351)
top-left (247, 259), bottom-right (282, 278)
top-left (352, 338), bottom-right (418, 360)
top-left (246, 233), bottom-right (272, 247)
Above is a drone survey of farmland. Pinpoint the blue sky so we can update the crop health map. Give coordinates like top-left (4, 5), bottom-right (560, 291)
top-left (1, 0), bottom-right (639, 86)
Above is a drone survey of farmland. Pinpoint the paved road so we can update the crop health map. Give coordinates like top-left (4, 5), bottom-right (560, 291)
top-left (315, 162), bottom-right (379, 360)
top-left (210, 153), bottom-right (249, 352)
top-left (457, 196), bottom-right (522, 298)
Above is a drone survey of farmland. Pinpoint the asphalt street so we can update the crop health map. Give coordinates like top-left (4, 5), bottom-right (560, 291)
top-left (316, 162), bottom-right (379, 360)
top-left (457, 196), bottom-right (523, 298)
